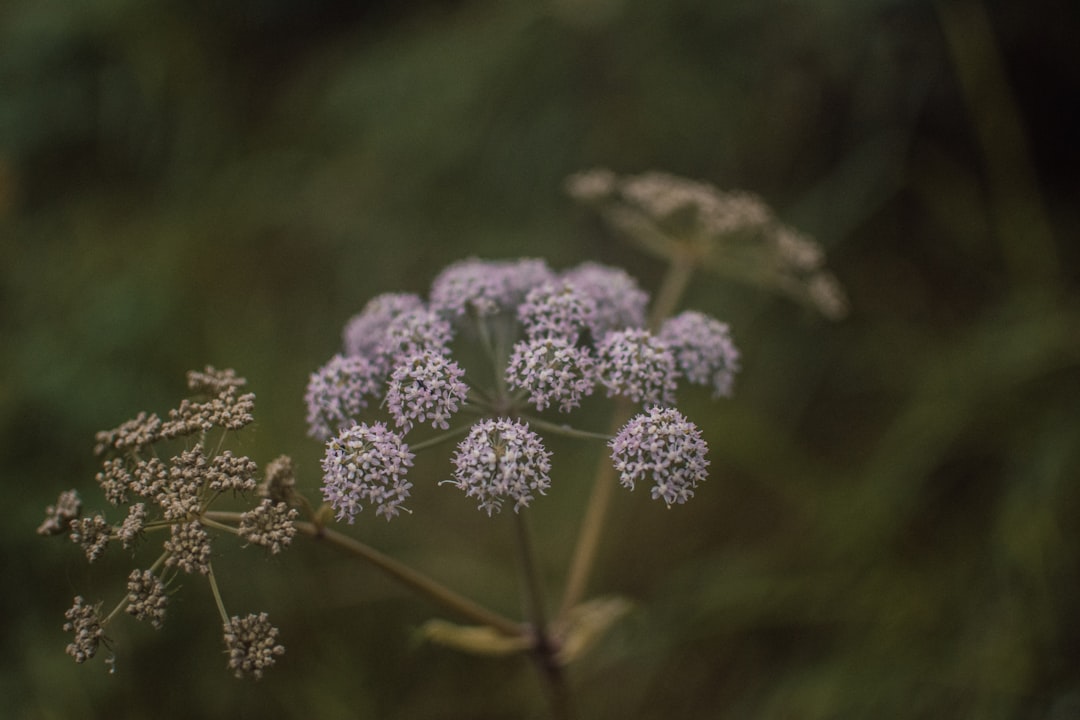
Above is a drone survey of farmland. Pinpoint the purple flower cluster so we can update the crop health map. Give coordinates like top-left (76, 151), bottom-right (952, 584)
top-left (448, 418), bottom-right (552, 515)
top-left (659, 311), bottom-right (740, 398)
top-left (596, 328), bottom-right (678, 406)
top-left (562, 262), bottom-right (649, 339)
top-left (506, 337), bottom-right (596, 412)
top-left (343, 293), bottom-right (424, 358)
top-left (310, 256), bottom-right (735, 518)
top-left (305, 354), bottom-right (383, 441)
top-left (322, 423), bottom-right (414, 522)
top-left (430, 258), bottom-right (555, 319)
top-left (517, 281), bottom-right (597, 341)
top-left (609, 407), bottom-right (709, 506)
top-left (386, 350), bottom-right (469, 432)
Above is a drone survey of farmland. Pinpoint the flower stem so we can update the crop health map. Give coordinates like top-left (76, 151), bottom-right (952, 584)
top-left (515, 510), bottom-right (575, 720)
top-left (207, 561), bottom-right (230, 626)
top-left (295, 520), bottom-right (523, 637)
top-left (521, 415), bottom-right (612, 442)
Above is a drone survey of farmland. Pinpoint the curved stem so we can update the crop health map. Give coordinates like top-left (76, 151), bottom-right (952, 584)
top-left (296, 521), bottom-right (523, 637)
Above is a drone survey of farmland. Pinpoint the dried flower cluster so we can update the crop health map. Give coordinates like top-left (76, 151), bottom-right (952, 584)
top-left (43, 367), bottom-right (295, 677)
top-left (566, 169), bottom-right (848, 319)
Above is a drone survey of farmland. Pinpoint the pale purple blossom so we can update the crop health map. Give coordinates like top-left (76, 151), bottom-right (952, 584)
top-left (448, 418), bottom-right (552, 515)
top-left (322, 422), bottom-right (414, 522)
top-left (380, 308), bottom-right (454, 367)
top-left (562, 262), bottom-right (649, 339)
top-left (506, 337), bottom-right (596, 412)
top-left (429, 258), bottom-right (555, 319)
top-left (517, 281), bottom-right (597, 341)
top-left (385, 350), bottom-right (469, 432)
top-left (609, 407), bottom-right (709, 506)
top-left (305, 354), bottom-right (384, 441)
top-left (659, 310), bottom-right (740, 398)
top-left (343, 293), bottom-right (425, 359)
top-left (595, 328), bottom-right (678, 406)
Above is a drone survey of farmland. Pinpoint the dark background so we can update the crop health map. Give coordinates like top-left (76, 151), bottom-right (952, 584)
top-left (3, 0), bottom-right (1079, 717)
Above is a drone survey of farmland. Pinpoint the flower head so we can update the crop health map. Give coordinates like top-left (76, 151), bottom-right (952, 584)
top-left (517, 281), bottom-right (597, 341)
top-left (561, 262), bottom-right (649, 339)
top-left (63, 596), bottom-right (105, 663)
top-left (385, 350), bottom-right (469, 432)
top-left (343, 293), bottom-right (425, 359)
top-left (506, 337), bottom-right (596, 413)
top-left (595, 328), bottom-right (678, 406)
top-left (321, 422), bottom-right (414, 522)
top-left (305, 354), bottom-right (384, 441)
top-left (239, 499), bottom-right (299, 554)
top-left (224, 613), bottom-right (285, 680)
top-left (659, 310), bottom-right (740, 398)
top-left (380, 308), bottom-right (454, 367)
top-left (429, 258), bottom-right (554, 320)
top-left (610, 407), bottom-right (709, 507)
top-left (70, 514), bottom-right (110, 562)
top-left (126, 569), bottom-right (167, 629)
top-left (449, 418), bottom-right (552, 515)
top-left (163, 520), bottom-right (212, 575)
top-left (38, 489), bottom-right (81, 536)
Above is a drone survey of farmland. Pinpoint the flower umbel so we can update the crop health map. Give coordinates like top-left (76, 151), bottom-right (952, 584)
top-left (596, 328), bottom-right (678, 406)
top-left (321, 422), bottom-right (415, 522)
top-left (64, 596), bottom-right (105, 663)
top-left (659, 310), bottom-right (741, 398)
top-left (385, 350), bottom-right (469, 432)
top-left (449, 418), bottom-right (552, 515)
top-left (610, 407), bottom-right (709, 507)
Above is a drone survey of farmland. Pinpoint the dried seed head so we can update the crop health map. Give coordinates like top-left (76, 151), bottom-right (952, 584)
top-left (70, 514), bottom-right (111, 562)
top-left (63, 596), bottom-right (105, 663)
top-left (125, 569), bottom-right (168, 629)
top-left (239, 499), bottom-right (299, 555)
top-left (95, 458), bottom-right (131, 505)
top-left (118, 503), bottom-right (147, 548)
top-left (207, 451), bottom-right (258, 494)
top-left (38, 489), bottom-right (81, 536)
top-left (224, 613), bottom-right (285, 680)
top-left (163, 521), bottom-right (212, 575)
top-left (258, 455), bottom-right (297, 504)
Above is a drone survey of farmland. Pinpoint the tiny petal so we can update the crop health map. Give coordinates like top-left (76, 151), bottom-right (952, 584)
top-left (321, 423), bottom-right (414, 522)
top-left (448, 418), bottom-right (552, 515)
top-left (610, 407), bottom-right (709, 507)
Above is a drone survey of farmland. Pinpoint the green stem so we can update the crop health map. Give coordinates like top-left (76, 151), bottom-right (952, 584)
top-left (521, 415), bottom-right (612, 442)
top-left (294, 520), bottom-right (523, 637)
top-left (207, 561), bottom-right (231, 625)
top-left (515, 511), bottom-right (575, 720)
top-left (200, 516), bottom-right (240, 535)
top-left (409, 424), bottom-right (475, 453)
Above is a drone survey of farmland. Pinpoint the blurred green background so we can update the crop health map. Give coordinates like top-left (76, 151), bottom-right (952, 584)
top-left (3, 0), bottom-right (1079, 717)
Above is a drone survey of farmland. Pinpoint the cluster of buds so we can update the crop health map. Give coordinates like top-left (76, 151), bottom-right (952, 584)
top-left (309, 257), bottom-right (740, 522)
top-left (40, 367), bottom-right (296, 677)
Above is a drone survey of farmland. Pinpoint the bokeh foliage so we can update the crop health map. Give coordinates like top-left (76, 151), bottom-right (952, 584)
top-left (3, 0), bottom-right (1079, 718)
